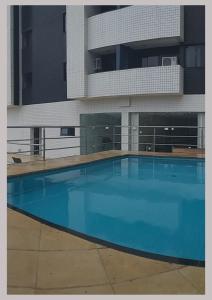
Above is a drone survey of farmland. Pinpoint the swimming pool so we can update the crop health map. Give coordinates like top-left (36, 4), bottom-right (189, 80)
top-left (7, 155), bottom-right (205, 266)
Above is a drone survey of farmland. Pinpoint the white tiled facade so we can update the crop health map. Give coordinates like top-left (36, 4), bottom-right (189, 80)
top-left (66, 6), bottom-right (87, 99)
top-left (88, 65), bottom-right (183, 98)
top-left (88, 6), bottom-right (184, 50)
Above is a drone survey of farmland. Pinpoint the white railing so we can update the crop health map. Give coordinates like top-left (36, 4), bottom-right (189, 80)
top-left (7, 125), bottom-right (205, 163)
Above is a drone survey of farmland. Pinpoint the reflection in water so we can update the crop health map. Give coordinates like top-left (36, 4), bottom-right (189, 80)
top-left (8, 156), bottom-right (205, 261)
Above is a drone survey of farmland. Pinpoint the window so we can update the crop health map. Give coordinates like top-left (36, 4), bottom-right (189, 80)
top-left (62, 12), bottom-right (66, 32)
top-left (63, 62), bottom-right (66, 81)
top-left (142, 56), bottom-right (159, 68)
top-left (22, 72), bottom-right (32, 89)
top-left (60, 127), bottom-right (75, 136)
top-left (22, 6), bottom-right (32, 29)
top-left (100, 6), bottom-right (117, 13)
top-left (185, 45), bottom-right (204, 67)
top-left (22, 30), bottom-right (32, 49)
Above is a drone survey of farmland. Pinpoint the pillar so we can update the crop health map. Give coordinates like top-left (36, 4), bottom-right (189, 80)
top-left (130, 112), bottom-right (139, 151)
top-left (197, 113), bottom-right (205, 149)
top-left (121, 112), bottom-right (129, 151)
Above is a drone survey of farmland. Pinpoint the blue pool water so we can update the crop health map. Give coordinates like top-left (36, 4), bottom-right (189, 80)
top-left (7, 156), bottom-right (205, 263)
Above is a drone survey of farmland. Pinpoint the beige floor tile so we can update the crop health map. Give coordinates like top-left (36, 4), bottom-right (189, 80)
top-left (7, 287), bottom-right (35, 295)
top-left (112, 269), bottom-right (199, 294)
top-left (35, 284), bottom-right (113, 295)
top-left (8, 226), bottom-right (40, 250)
top-left (179, 266), bottom-right (205, 294)
top-left (7, 250), bottom-right (38, 288)
top-left (95, 243), bottom-right (107, 249)
top-left (36, 249), bottom-right (108, 289)
top-left (40, 224), bottom-right (96, 251)
top-left (7, 209), bottom-right (41, 230)
top-left (98, 248), bottom-right (177, 284)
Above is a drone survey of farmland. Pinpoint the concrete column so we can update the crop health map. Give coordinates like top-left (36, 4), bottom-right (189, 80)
top-left (121, 112), bottom-right (129, 151)
top-left (67, 6), bottom-right (87, 98)
top-left (197, 113), bottom-right (205, 149)
top-left (130, 112), bottom-right (139, 151)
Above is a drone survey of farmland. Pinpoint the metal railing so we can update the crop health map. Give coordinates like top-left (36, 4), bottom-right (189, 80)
top-left (7, 125), bottom-right (205, 162)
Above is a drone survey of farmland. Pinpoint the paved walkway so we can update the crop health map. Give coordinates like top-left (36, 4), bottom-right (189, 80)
top-left (7, 150), bottom-right (205, 294)
top-left (7, 209), bottom-right (204, 295)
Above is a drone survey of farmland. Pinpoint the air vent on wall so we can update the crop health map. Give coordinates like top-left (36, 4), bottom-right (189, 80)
top-left (162, 56), bottom-right (177, 66)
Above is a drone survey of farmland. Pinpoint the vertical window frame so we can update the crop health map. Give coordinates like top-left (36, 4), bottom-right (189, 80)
top-left (62, 12), bottom-right (66, 33)
top-left (185, 45), bottom-right (204, 68)
top-left (63, 62), bottom-right (66, 82)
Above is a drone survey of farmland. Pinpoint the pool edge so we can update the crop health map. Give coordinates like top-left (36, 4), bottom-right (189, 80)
top-left (7, 153), bottom-right (205, 179)
top-left (7, 204), bottom-right (205, 268)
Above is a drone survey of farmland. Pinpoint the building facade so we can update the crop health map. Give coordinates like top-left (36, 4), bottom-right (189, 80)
top-left (7, 5), bottom-right (205, 159)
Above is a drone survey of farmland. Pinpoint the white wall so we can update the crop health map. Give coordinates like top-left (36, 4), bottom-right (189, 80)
top-left (7, 101), bottom-right (81, 159)
top-left (79, 94), bottom-right (205, 114)
top-left (8, 95), bottom-right (205, 127)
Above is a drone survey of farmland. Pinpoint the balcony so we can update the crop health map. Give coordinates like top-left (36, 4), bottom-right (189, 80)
top-left (87, 65), bottom-right (183, 98)
top-left (88, 6), bottom-right (184, 51)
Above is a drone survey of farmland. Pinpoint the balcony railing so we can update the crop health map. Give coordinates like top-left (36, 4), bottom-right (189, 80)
top-left (88, 65), bottom-right (183, 97)
top-left (88, 6), bottom-right (184, 50)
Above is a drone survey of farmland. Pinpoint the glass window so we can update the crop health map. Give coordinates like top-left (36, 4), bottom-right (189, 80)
top-left (142, 57), bottom-right (148, 68)
top-left (142, 56), bottom-right (159, 68)
top-left (22, 30), bottom-right (32, 49)
top-left (148, 56), bottom-right (159, 67)
top-left (63, 62), bottom-right (66, 81)
top-left (22, 72), bottom-right (32, 89)
top-left (185, 45), bottom-right (204, 67)
top-left (62, 12), bottom-right (66, 32)
top-left (60, 127), bottom-right (75, 136)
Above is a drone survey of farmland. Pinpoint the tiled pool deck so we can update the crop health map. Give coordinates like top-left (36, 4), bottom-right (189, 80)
top-left (7, 150), bottom-right (205, 295)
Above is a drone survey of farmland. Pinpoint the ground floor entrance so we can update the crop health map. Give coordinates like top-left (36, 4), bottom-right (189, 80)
top-left (80, 113), bottom-right (121, 154)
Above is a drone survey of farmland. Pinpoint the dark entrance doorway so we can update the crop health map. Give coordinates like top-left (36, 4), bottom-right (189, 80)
top-left (32, 127), bottom-right (41, 155)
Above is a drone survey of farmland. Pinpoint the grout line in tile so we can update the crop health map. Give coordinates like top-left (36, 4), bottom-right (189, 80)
top-left (34, 223), bottom-right (42, 290)
top-left (34, 282), bottom-right (113, 291)
top-left (96, 248), bottom-right (115, 294)
top-left (109, 264), bottom-right (203, 287)
top-left (8, 247), bottom-right (103, 252)
top-left (177, 268), bottom-right (205, 294)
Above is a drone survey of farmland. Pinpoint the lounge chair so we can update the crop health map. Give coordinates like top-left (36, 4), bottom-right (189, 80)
top-left (12, 157), bottom-right (22, 163)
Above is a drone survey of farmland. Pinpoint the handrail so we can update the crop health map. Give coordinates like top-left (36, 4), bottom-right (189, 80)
top-left (7, 125), bottom-right (205, 162)
top-left (7, 125), bottom-right (204, 129)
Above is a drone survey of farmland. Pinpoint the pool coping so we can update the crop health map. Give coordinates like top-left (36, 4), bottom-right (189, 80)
top-left (7, 152), bottom-right (205, 268)
top-left (7, 152), bottom-right (205, 179)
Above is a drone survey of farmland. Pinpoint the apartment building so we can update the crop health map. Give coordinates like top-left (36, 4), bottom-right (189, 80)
top-left (7, 5), bottom-right (205, 159)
